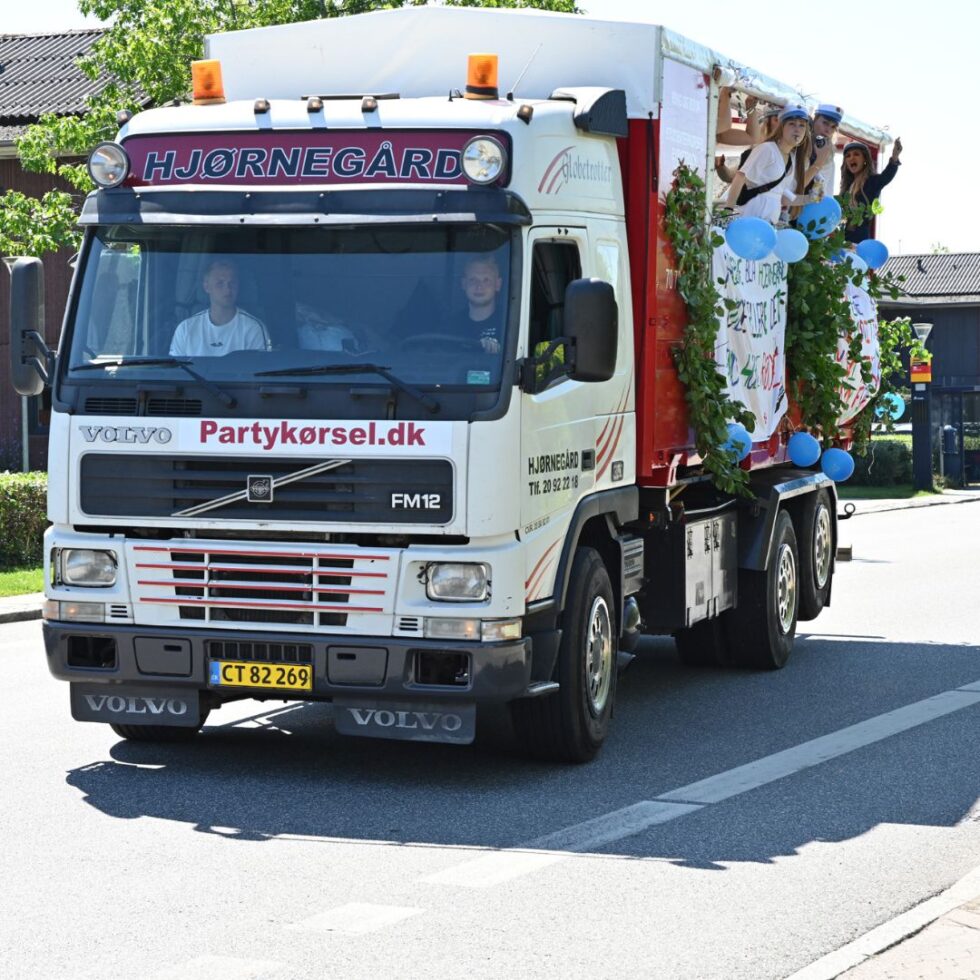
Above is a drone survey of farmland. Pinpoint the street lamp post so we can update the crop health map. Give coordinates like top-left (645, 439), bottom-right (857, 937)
top-left (910, 321), bottom-right (934, 491)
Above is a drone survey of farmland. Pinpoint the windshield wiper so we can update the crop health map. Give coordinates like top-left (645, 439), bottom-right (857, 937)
top-left (72, 357), bottom-right (236, 408)
top-left (256, 362), bottom-right (439, 413)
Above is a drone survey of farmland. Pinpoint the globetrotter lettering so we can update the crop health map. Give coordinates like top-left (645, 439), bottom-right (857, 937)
top-left (198, 419), bottom-right (427, 450)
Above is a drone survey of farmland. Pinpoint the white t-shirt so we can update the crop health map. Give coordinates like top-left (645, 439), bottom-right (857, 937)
top-left (170, 309), bottom-right (268, 357)
top-left (817, 150), bottom-right (836, 197)
top-left (738, 142), bottom-right (799, 223)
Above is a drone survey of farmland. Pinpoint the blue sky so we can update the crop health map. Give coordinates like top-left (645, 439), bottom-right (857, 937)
top-left (7, 0), bottom-right (970, 255)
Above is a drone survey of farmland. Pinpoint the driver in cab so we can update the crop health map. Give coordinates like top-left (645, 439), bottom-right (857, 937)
top-left (455, 255), bottom-right (504, 354)
top-left (170, 258), bottom-right (269, 357)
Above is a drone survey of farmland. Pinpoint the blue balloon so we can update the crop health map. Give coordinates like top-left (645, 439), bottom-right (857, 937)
top-left (856, 238), bottom-right (889, 270)
top-left (821, 447), bottom-right (855, 482)
top-left (875, 392), bottom-right (905, 421)
top-left (797, 197), bottom-right (843, 239)
top-left (725, 217), bottom-right (777, 261)
top-left (845, 252), bottom-right (868, 274)
top-left (722, 422), bottom-right (753, 462)
top-left (773, 228), bottom-right (809, 263)
top-left (787, 431), bottom-right (821, 467)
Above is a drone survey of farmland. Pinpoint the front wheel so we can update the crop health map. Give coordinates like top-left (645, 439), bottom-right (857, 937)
top-left (511, 548), bottom-right (617, 763)
top-left (725, 510), bottom-right (799, 670)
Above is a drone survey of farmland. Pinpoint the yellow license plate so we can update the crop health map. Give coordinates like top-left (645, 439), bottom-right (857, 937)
top-left (209, 660), bottom-right (313, 692)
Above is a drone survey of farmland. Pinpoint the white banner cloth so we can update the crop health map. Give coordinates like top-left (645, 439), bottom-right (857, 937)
top-left (712, 242), bottom-right (788, 441)
top-left (836, 281), bottom-right (880, 425)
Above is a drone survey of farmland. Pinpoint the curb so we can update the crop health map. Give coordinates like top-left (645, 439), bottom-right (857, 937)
top-left (842, 492), bottom-right (980, 517)
top-left (0, 607), bottom-right (42, 625)
top-left (785, 864), bottom-right (980, 980)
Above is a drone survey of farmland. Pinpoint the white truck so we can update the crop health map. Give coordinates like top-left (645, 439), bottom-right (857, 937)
top-left (8, 8), bottom-right (890, 761)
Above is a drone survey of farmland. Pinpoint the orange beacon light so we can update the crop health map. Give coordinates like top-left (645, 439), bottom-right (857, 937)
top-left (465, 54), bottom-right (499, 100)
top-left (191, 60), bottom-right (226, 105)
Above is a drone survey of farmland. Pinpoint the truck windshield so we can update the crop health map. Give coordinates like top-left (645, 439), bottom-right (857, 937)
top-left (65, 224), bottom-right (512, 389)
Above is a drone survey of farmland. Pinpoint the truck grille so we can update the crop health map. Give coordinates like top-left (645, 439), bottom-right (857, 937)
top-left (80, 454), bottom-right (453, 524)
top-left (133, 543), bottom-right (392, 628)
top-left (207, 640), bottom-right (313, 664)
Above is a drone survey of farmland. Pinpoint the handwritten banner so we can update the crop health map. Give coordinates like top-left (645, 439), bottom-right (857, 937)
top-left (712, 242), bottom-right (788, 441)
top-left (836, 281), bottom-right (880, 425)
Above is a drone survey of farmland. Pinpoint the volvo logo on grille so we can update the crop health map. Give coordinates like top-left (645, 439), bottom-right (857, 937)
top-left (246, 475), bottom-right (274, 503)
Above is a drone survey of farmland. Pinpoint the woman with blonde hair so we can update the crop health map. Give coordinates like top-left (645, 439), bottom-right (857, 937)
top-left (725, 105), bottom-right (815, 224)
top-left (840, 138), bottom-right (903, 243)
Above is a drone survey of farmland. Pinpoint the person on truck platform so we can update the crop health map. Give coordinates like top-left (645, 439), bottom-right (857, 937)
top-left (841, 137), bottom-right (903, 244)
top-left (169, 258), bottom-right (270, 357)
top-left (724, 105), bottom-right (815, 224)
top-left (809, 103), bottom-right (843, 196)
top-left (716, 105), bottom-right (779, 184)
top-left (455, 254), bottom-right (505, 354)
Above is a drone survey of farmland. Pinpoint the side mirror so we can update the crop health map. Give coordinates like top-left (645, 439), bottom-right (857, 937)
top-left (7, 257), bottom-right (49, 396)
top-left (565, 278), bottom-right (618, 383)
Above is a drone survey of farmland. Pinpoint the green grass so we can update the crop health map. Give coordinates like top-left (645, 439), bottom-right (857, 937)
top-left (0, 567), bottom-right (44, 597)
top-left (836, 484), bottom-right (938, 500)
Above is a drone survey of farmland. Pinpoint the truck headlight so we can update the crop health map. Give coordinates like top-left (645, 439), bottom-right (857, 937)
top-left (425, 562), bottom-right (489, 602)
top-left (60, 549), bottom-right (117, 587)
top-left (87, 142), bottom-right (130, 188)
top-left (461, 136), bottom-right (506, 185)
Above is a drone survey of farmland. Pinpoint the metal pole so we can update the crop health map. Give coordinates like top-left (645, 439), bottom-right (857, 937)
top-left (911, 383), bottom-right (932, 491)
top-left (21, 395), bottom-right (29, 473)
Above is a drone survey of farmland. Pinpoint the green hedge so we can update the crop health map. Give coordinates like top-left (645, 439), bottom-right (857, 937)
top-left (851, 439), bottom-right (912, 486)
top-left (0, 472), bottom-right (48, 568)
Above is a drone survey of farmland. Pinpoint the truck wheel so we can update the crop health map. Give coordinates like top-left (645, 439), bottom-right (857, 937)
top-left (797, 489), bottom-right (833, 622)
top-left (674, 617), bottom-right (730, 667)
top-left (110, 711), bottom-right (209, 742)
top-left (725, 510), bottom-right (799, 670)
top-left (511, 548), bottom-right (616, 763)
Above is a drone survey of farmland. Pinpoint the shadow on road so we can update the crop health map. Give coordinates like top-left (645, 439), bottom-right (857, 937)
top-left (65, 635), bottom-right (980, 865)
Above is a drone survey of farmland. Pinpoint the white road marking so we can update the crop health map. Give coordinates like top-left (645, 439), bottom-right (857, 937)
top-left (151, 956), bottom-right (282, 980)
top-left (658, 688), bottom-right (980, 805)
top-left (287, 903), bottom-right (423, 934)
top-left (425, 681), bottom-right (980, 888)
top-left (423, 801), bottom-right (701, 887)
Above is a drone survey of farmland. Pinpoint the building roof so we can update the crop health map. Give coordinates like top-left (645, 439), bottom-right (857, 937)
top-left (0, 29), bottom-right (109, 143)
top-left (881, 253), bottom-right (980, 306)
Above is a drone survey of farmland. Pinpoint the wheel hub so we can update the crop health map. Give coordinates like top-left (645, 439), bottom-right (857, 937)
top-left (776, 542), bottom-right (797, 635)
top-left (814, 504), bottom-right (832, 589)
top-left (585, 596), bottom-right (613, 715)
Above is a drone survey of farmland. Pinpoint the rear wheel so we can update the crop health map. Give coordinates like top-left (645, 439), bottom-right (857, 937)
top-left (111, 711), bottom-right (209, 742)
top-left (511, 548), bottom-right (617, 763)
top-left (725, 510), bottom-right (799, 670)
top-left (797, 489), bottom-right (833, 621)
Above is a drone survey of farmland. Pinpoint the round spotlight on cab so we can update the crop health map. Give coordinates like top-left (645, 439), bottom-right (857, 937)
top-left (87, 142), bottom-right (130, 188)
top-left (461, 136), bottom-right (506, 185)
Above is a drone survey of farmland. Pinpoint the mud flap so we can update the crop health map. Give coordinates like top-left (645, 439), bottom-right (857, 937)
top-left (70, 684), bottom-right (202, 727)
top-left (333, 700), bottom-right (476, 744)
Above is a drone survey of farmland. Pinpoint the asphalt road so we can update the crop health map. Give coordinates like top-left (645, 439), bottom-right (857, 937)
top-left (2, 502), bottom-right (979, 980)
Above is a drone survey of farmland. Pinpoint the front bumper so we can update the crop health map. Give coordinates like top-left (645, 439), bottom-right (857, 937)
top-left (43, 621), bottom-right (534, 703)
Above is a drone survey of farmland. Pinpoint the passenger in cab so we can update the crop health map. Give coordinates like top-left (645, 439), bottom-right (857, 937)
top-left (841, 138), bottom-right (903, 243)
top-left (170, 259), bottom-right (269, 357)
top-left (725, 105), bottom-right (814, 224)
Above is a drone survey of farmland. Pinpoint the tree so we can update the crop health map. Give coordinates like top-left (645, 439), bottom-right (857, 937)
top-left (0, 0), bottom-right (579, 257)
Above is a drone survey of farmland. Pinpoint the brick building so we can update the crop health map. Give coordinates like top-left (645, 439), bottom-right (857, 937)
top-left (1, 29), bottom-right (108, 471)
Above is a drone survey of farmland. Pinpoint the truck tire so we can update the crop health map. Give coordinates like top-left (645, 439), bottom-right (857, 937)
top-left (725, 510), bottom-right (799, 670)
top-left (511, 548), bottom-right (617, 763)
top-left (110, 711), bottom-right (209, 742)
top-left (674, 617), bottom-right (730, 667)
top-left (797, 489), bottom-right (833, 622)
